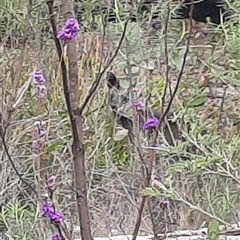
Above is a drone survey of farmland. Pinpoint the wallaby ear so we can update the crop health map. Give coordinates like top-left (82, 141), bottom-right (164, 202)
top-left (107, 71), bottom-right (120, 89)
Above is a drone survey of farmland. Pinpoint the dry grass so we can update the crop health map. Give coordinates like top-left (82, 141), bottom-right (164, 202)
top-left (1, 0), bottom-right (240, 239)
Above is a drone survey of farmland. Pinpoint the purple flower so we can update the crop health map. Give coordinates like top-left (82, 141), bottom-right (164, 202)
top-left (50, 211), bottom-right (64, 224)
top-left (52, 233), bottom-right (64, 240)
top-left (32, 136), bottom-right (46, 151)
top-left (32, 137), bottom-right (46, 151)
top-left (44, 175), bottom-right (57, 189)
top-left (32, 70), bottom-right (47, 99)
top-left (40, 202), bottom-right (64, 224)
top-left (32, 70), bottom-right (45, 85)
top-left (65, 18), bottom-right (80, 30)
top-left (34, 120), bottom-right (46, 127)
top-left (39, 129), bottom-right (48, 137)
top-left (37, 85), bottom-right (47, 92)
top-left (57, 18), bottom-right (80, 41)
top-left (57, 28), bottom-right (77, 41)
top-left (152, 20), bottom-right (161, 30)
top-left (133, 100), bottom-right (144, 111)
top-left (40, 202), bottom-right (54, 215)
top-left (155, 174), bottom-right (164, 182)
top-left (160, 200), bottom-right (169, 209)
top-left (132, 87), bottom-right (139, 92)
top-left (32, 140), bottom-right (40, 150)
top-left (32, 120), bottom-right (48, 151)
top-left (143, 117), bottom-right (160, 130)
top-left (33, 85), bottom-right (47, 98)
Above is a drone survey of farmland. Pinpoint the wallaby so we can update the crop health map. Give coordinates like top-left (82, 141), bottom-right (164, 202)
top-left (106, 71), bottom-right (180, 145)
top-left (106, 71), bottom-right (191, 233)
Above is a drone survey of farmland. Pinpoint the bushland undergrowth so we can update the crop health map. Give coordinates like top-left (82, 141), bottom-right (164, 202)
top-left (0, 0), bottom-right (240, 239)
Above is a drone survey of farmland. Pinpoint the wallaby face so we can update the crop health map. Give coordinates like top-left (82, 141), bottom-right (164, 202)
top-left (107, 71), bottom-right (134, 132)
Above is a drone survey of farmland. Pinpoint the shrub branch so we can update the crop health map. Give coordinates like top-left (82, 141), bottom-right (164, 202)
top-left (132, 2), bottom-right (194, 239)
top-left (46, 0), bottom-right (92, 239)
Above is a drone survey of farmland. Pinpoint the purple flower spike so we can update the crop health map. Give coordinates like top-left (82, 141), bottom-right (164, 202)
top-left (40, 201), bottom-right (65, 224)
top-left (52, 233), bottom-right (64, 240)
top-left (134, 100), bottom-right (145, 111)
top-left (44, 175), bottom-right (57, 189)
top-left (40, 202), bottom-right (54, 216)
top-left (32, 70), bottom-right (47, 99)
top-left (57, 18), bottom-right (80, 41)
top-left (143, 117), bottom-right (160, 130)
top-left (32, 70), bottom-right (46, 85)
top-left (66, 18), bottom-right (80, 30)
top-left (51, 211), bottom-right (64, 224)
top-left (32, 140), bottom-right (40, 150)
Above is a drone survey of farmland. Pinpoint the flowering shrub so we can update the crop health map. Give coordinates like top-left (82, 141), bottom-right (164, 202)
top-left (30, 17), bottom-right (80, 239)
top-left (30, 17), bottom-right (80, 238)
top-left (32, 69), bottom-right (66, 238)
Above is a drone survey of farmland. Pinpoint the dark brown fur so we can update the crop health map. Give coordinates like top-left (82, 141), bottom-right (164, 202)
top-left (173, 0), bottom-right (234, 25)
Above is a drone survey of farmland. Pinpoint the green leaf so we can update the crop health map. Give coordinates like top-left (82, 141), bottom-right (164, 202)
top-left (186, 95), bottom-right (206, 108)
top-left (119, 79), bottom-right (130, 89)
top-left (208, 219), bottom-right (220, 240)
top-left (113, 128), bottom-right (128, 141)
top-left (141, 187), bottom-right (157, 197)
top-left (45, 140), bottom-right (62, 153)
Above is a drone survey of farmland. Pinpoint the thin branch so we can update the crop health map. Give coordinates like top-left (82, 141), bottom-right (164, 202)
top-left (162, 2), bottom-right (172, 114)
top-left (46, 1), bottom-right (86, 239)
top-left (132, 2), bottom-right (194, 239)
top-left (76, 13), bottom-right (132, 116)
top-left (0, 131), bottom-right (37, 195)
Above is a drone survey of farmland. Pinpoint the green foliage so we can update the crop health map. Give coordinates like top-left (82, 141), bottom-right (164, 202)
top-left (0, 202), bottom-right (39, 240)
top-left (208, 219), bottom-right (220, 240)
top-left (2, 0), bottom-right (240, 237)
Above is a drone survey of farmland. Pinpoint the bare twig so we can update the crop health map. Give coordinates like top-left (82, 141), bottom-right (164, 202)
top-left (132, 2), bottom-right (194, 239)
top-left (0, 131), bottom-right (37, 195)
top-left (76, 13), bottom-right (132, 116)
top-left (162, 2), bottom-right (172, 114)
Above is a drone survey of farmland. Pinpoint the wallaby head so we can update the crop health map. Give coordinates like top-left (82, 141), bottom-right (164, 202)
top-left (107, 71), bottom-right (129, 110)
top-left (106, 71), bottom-right (181, 145)
top-left (106, 71), bottom-right (134, 132)
top-left (106, 71), bottom-right (162, 133)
